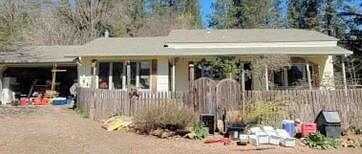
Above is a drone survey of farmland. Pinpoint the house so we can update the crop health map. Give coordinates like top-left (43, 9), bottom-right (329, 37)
top-left (0, 29), bottom-right (353, 104)
top-left (72, 29), bottom-right (352, 92)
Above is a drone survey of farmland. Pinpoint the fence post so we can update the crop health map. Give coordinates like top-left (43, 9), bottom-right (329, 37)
top-left (89, 90), bottom-right (96, 120)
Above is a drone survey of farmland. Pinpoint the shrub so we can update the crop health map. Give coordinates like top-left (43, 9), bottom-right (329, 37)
top-left (191, 122), bottom-right (209, 140)
top-left (134, 102), bottom-right (196, 134)
top-left (305, 133), bottom-right (341, 150)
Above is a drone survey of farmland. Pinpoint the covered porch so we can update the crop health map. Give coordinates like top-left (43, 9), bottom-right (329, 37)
top-left (78, 54), bottom-right (348, 92)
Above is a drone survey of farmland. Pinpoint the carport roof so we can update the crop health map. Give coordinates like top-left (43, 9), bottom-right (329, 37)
top-left (0, 46), bottom-right (81, 64)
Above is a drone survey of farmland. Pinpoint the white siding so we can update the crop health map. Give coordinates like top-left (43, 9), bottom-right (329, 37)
top-left (175, 59), bottom-right (189, 91)
top-left (78, 61), bottom-right (93, 88)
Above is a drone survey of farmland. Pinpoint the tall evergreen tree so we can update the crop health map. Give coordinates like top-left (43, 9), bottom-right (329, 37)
top-left (210, 0), bottom-right (277, 29)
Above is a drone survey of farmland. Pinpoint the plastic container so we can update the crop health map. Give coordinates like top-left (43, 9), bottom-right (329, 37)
top-left (280, 138), bottom-right (296, 147)
top-left (20, 98), bottom-right (29, 106)
top-left (265, 130), bottom-right (280, 145)
top-left (255, 131), bottom-right (269, 144)
top-left (53, 97), bottom-right (67, 105)
top-left (301, 122), bottom-right (317, 137)
top-left (239, 134), bottom-right (248, 144)
top-left (282, 120), bottom-right (296, 137)
top-left (41, 98), bottom-right (49, 105)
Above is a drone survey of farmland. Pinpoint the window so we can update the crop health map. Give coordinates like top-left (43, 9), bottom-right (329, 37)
top-left (139, 62), bottom-right (150, 89)
top-left (97, 61), bottom-right (151, 90)
top-left (272, 64), bottom-right (311, 89)
top-left (130, 62), bottom-right (137, 87)
top-left (288, 65), bottom-right (308, 86)
top-left (112, 62), bottom-right (124, 89)
top-left (98, 62), bottom-right (110, 89)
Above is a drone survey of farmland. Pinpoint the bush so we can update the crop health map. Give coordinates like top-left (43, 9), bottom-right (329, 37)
top-left (134, 102), bottom-right (196, 134)
top-left (305, 133), bottom-right (341, 150)
top-left (191, 123), bottom-right (209, 140)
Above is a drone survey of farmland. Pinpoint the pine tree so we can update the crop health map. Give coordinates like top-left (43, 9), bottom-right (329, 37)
top-left (210, 0), bottom-right (277, 29)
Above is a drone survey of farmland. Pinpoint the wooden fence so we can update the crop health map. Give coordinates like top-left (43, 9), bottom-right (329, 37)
top-left (77, 87), bottom-right (362, 130)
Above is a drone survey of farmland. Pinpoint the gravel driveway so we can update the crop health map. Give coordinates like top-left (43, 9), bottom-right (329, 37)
top-left (0, 106), bottom-right (360, 154)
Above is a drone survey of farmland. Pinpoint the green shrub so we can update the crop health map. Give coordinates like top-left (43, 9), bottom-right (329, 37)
top-left (191, 123), bottom-right (209, 140)
top-left (134, 102), bottom-right (196, 133)
top-left (305, 133), bottom-right (341, 150)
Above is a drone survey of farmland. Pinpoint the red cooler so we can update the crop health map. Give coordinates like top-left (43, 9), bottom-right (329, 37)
top-left (301, 122), bottom-right (317, 137)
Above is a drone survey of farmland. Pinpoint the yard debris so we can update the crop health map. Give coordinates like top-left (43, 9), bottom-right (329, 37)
top-left (204, 137), bottom-right (232, 145)
top-left (102, 116), bottom-right (133, 131)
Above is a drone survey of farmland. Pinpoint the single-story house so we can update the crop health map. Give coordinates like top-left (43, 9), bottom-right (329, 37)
top-left (0, 29), bottom-right (353, 104)
top-left (72, 29), bottom-right (352, 92)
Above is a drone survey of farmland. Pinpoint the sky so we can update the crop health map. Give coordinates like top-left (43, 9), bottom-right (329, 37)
top-left (199, 0), bottom-right (213, 27)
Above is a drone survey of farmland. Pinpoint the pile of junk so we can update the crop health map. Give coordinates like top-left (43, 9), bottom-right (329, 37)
top-left (1, 77), bottom-right (77, 108)
top-left (201, 110), bottom-right (342, 147)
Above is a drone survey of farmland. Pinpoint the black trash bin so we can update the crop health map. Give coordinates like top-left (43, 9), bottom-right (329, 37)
top-left (200, 114), bottom-right (215, 134)
top-left (315, 111), bottom-right (341, 138)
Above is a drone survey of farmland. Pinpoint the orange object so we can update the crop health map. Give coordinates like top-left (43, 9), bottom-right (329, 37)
top-left (301, 122), bottom-right (317, 137)
top-left (41, 98), bottom-right (49, 105)
top-left (33, 97), bottom-right (42, 105)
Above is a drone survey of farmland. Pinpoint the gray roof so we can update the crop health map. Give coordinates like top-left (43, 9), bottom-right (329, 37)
top-left (167, 29), bottom-right (338, 43)
top-left (74, 46), bottom-right (351, 57)
top-left (0, 29), bottom-right (353, 64)
top-left (0, 46), bottom-right (80, 64)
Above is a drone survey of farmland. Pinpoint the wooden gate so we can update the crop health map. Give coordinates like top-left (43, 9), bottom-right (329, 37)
top-left (216, 78), bottom-right (241, 111)
top-left (192, 78), bottom-right (217, 115)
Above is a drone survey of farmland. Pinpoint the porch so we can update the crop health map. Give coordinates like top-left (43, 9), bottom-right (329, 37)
top-left (79, 55), bottom-right (348, 92)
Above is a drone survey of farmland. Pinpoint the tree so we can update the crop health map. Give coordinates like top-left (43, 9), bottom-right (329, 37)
top-left (0, 0), bottom-right (34, 51)
top-left (210, 0), bottom-right (278, 29)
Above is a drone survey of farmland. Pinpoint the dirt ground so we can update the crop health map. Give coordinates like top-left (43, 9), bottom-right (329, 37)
top-left (0, 106), bottom-right (361, 154)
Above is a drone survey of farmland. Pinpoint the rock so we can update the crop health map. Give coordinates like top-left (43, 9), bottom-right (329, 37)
top-left (161, 131), bottom-right (173, 138)
top-left (184, 132), bottom-right (195, 139)
top-left (150, 129), bottom-right (163, 137)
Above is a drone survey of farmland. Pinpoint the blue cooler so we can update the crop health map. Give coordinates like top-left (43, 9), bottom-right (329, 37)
top-left (53, 97), bottom-right (67, 105)
top-left (282, 120), bottom-right (296, 137)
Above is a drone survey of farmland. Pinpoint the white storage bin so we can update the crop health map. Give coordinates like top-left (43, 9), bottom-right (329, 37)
top-left (268, 135), bottom-right (281, 145)
top-left (255, 131), bottom-right (269, 144)
top-left (249, 135), bottom-right (259, 146)
top-left (239, 134), bottom-right (249, 143)
top-left (280, 138), bottom-right (296, 147)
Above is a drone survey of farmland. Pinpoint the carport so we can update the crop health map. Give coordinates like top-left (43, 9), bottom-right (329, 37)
top-left (0, 46), bottom-right (80, 105)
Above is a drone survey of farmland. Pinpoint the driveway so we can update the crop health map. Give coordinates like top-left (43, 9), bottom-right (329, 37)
top-left (0, 106), bottom-right (360, 154)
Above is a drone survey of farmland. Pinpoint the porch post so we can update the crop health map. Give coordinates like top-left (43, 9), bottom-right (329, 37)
top-left (122, 61), bottom-right (127, 90)
top-left (188, 62), bottom-right (195, 111)
top-left (109, 62), bottom-right (113, 90)
top-left (241, 63), bottom-right (245, 91)
top-left (306, 62), bottom-right (312, 90)
top-left (136, 62), bottom-right (140, 88)
top-left (171, 58), bottom-right (176, 92)
top-left (265, 65), bottom-right (269, 91)
top-left (126, 61), bottom-right (131, 88)
top-left (91, 59), bottom-right (97, 89)
top-left (51, 64), bottom-right (57, 91)
top-left (341, 56), bottom-right (348, 91)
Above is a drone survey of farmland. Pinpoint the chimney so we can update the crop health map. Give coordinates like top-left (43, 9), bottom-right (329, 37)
top-left (105, 30), bottom-right (109, 38)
